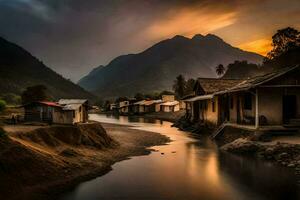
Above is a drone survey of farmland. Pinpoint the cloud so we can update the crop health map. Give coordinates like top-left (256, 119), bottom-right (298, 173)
top-left (0, 0), bottom-right (299, 81)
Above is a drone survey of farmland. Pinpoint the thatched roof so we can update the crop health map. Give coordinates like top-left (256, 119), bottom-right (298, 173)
top-left (197, 78), bottom-right (243, 94)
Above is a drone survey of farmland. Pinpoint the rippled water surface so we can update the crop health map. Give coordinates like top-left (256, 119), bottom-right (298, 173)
top-left (60, 114), bottom-right (300, 200)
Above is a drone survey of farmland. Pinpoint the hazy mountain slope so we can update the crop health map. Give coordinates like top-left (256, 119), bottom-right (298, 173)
top-left (79, 34), bottom-right (264, 98)
top-left (0, 37), bottom-right (95, 102)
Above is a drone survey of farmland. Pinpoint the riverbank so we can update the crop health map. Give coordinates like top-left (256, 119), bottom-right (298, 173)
top-left (94, 110), bottom-right (185, 123)
top-left (218, 127), bottom-right (300, 184)
top-left (142, 110), bottom-right (185, 123)
top-left (1, 122), bottom-right (170, 200)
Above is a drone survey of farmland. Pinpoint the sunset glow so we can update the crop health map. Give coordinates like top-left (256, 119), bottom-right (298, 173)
top-left (238, 39), bottom-right (273, 56)
top-left (144, 7), bottom-right (237, 40)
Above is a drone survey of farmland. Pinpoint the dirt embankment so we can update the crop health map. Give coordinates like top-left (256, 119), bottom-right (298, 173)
top-left (0, 122), bottom-right (170, 200)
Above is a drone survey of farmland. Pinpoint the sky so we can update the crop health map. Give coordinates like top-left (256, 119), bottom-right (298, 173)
top-left (0, 0), bottom-right (300, 81)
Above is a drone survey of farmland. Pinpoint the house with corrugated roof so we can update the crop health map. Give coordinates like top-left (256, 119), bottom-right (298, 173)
top-left (23, 99), bottom-right (89, 124)
top-left (184, 65), bottom-right (300, 129)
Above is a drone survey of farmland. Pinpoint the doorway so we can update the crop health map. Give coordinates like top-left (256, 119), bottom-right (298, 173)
top-left (237, 98), bottom-right (241, 124)
top-left (283, 95), bottom-right (297, 124)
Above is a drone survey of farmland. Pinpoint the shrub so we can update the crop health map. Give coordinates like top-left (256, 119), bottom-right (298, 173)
top-left (0, 99), bottom-right (6, 113)
top-left (0, 93), bottom-right (21, 105)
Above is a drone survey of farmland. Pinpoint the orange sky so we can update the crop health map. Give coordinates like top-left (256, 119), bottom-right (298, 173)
top-left (140, 0), bottom-right (300, 56)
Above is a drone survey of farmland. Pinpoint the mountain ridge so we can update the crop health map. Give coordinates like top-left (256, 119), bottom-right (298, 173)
top-left (0, 36), bottom-right (96, 102)
top-left (79, 34), bottom-right (264, 99)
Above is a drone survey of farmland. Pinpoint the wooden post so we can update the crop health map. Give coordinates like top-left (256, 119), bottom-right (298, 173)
top-left (255, 88), bottom-right (259, 129)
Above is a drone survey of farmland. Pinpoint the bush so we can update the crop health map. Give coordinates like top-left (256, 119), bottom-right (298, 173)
top-left (0, 93), bottom-right (21, 105)
top-left (0, 99), bottom-right (6, 113)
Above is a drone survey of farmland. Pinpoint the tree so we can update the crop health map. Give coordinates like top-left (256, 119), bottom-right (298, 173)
top-left (134, 93), bottom-right (144, 101)
top-left (160, 90), bottom-right (174, 96)
top-left (266, 27), bottom-right (300, 60)
top-left (94, 98), bottom-right (104, 108)
top-left (115, 96), bottom-right (128, 103)
top-left (0, 99), bottom-right (6, 113)
top-left (216, 64), bottom-right (225, 77)
top-left (185, 78), bottom-right (196, 95)
top-left (21, 85), bottom-right (49, 104)
top-left (173, 75), bottom-right (186, 98)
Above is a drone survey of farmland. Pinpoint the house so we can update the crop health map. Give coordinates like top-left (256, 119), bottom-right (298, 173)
top-left (179, 100), bottom-right (186, 110)
top-left (58, 99), bottom-right (89, 123)
top-left (110, 103), bottom-right (117, 111)
top-left (145, 100), bottom-right (164, 112)
top-left (23, 99), bottom-right (89, 124)
top-left (160, 101), bottom-right (180, 112)
top-left (184, 78), bottom-right (241, 126)
top-left (133, 100), bottom-right (146, 114)
top-left (162, 95), bottom-right (175, 102)
top-left (132, 100), bottom-right (163, 114)
top-left (23, 101), bottom-right (63, 123)
top-left (119, 101), bottom-right (130, 114)
top-left (184, 65), bottom-right (300, 129)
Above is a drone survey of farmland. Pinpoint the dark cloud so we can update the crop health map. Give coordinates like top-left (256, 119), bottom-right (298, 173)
top-left (0, 0), bottom-right (299, 81)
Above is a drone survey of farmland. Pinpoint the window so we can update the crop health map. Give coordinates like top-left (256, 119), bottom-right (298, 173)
top-left (72, 111), bottom-right (75, 118)
top-left (244, 93), bottom-right (252, 110)
top-left (212, 100), bottom-right (215, 112)
top-left (79, 106), bottom-right (82, 113)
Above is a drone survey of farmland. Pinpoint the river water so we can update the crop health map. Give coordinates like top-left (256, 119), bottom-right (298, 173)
top-left (60, 114), bottom-right (300, 200)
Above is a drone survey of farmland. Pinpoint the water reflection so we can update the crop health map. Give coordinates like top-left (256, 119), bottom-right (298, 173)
top-left (60, 114), bottom-right (300, 200)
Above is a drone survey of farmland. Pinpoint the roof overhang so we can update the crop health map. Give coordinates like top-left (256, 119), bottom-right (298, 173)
top-left (184, 94), bottom-right (214, 102)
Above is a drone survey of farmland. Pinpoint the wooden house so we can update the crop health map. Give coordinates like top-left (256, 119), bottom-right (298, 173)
top-left (23, 101), bottom-right (63, 123)
top-left (184, 66), bottom-right (300, 129)
top-left (58, 99), bottom-right (89, 123)
top-left (23, 99), bottom-right (89, 124)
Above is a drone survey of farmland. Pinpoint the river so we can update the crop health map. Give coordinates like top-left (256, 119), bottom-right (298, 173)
top-left (60, 114), bottom-right (300, 200)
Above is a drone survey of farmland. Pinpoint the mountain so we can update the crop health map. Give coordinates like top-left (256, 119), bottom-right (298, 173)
top-left (0, 37), bottom-right (95, 102)
top-left (79, 34), bottom-right (264, 98)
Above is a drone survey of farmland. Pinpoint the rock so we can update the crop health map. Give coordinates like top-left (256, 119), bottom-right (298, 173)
top-left (221, 138), bottom-right (261, 154)
top-left (265, 147), bottom-right (275, 155)
top-left (278, 152), bottom-right (289, 159)
top-left (288, 163), bottom-right (296, 168)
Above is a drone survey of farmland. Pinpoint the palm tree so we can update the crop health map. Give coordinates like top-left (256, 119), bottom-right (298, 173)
top-left (216, 64), bottom-right (225, 77)
top-left (172, 75), bottom-right (186, 98)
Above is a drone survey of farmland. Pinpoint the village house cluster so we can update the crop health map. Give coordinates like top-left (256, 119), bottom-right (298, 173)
top-left (112, 95), bottom-right (184, 115)
top-left (23, 99), bottom-right (89, 124)
top-left (184, 66), bottom-right (300, 131)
